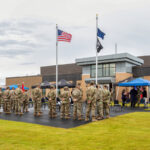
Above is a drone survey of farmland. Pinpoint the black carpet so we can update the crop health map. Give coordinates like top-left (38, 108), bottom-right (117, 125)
top-left (0, 104), bottom-right (149, 129)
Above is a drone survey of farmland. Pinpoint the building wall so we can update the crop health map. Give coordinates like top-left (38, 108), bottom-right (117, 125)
top-left (6, 75), bottom-right (42, 96)
top-left (116, 72), bottom-right (133, 101)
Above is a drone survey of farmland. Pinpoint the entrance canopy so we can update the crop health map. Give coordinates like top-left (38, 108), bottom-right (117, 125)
top-left (118, 78), bottom-right (150, 87)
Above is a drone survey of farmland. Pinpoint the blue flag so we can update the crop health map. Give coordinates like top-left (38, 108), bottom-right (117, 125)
top-left (97, 28), bottom-right (105, 39)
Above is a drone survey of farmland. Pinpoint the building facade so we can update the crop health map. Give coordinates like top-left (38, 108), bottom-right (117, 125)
top-left (5, 53), bottom-right (150, 100)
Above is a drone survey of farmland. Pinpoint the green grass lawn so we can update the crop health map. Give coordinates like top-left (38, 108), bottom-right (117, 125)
top-left (0, 112), bottom-right (150, 150)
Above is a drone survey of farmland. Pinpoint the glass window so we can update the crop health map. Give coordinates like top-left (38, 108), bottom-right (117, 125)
top-left (110, 67), bottom-right (115, 76)
top-left (98, 68), bottom-right (102, 77)
top-left (110, 63), bottom-right (115, 68)
top-left (90, 63), bottom-right (116, 77)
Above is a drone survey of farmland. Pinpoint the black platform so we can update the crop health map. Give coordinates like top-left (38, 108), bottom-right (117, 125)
top-left (0, 104), bottom-right (149, 129)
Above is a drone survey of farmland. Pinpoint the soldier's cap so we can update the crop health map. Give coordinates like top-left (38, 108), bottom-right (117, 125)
top-left (64, 86), bottom-right (69, 89)
top-left (90, 81), bottom-right (95, 85)
top-left (50, 85), bottom-right (55, 88)
top-left (104, 85), bottom-right (108, 88)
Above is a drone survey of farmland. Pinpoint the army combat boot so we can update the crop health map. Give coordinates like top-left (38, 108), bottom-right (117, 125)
top-left (85, 117), bottom-right (90, 122)
top-left (92, 117), bottom-right (98, 122)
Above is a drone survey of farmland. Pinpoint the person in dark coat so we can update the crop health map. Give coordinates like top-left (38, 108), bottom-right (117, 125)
top-left (122, 89), bottom-right (127, 107)
top-left (143, 87), bottom-right (148, 108)
top-left (130, 87), bottom-right (138, 108)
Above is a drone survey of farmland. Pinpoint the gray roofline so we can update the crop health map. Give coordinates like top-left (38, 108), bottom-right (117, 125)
top-left (76, 53), bottom-right (144, 66)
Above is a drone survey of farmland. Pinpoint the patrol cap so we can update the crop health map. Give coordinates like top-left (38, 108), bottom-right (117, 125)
top-left (64, 86), bottom-right (69, 90)
top-left (90, 81), bottom-right (95, 85)
top-left (104, 84), bottom-right (108, 88)
top-left (50, 85), bottom-right (55, 89)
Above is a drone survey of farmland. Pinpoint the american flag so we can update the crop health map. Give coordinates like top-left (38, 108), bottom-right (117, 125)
top-left (57, 29), bottom-right (72, 42)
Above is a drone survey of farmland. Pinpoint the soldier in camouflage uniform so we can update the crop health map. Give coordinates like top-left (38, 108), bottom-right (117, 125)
top-left (47, 85), bottom-right (57, 118)
top-left (15, 85), bottom-right (23, 115)
top-left (10, 87), bottom-right (15, 112)
top-left (72, 83), bottom-right (83, 120)
top-left (103, 85), bottom-right (111, 119)
top-left (0, 87), bottom-right (3, 113)
top-left (85, 82), bottom-right (97, 122)
top-left (32, 85), bottom-right (42, 116)
top-left (96, 84), bottom-right (104, 120)
top-left (23, 90), bottom-right (29, 113)
top-left (3, 87), bottom-right (11, 114)
top-left (60, 86), bottom-right (70, 119)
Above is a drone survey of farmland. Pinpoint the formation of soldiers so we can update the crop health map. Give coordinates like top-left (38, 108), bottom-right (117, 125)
top-left (0, 85), bottom-right (29, 115)
top-left (0, 82), bottom-right (111, 122)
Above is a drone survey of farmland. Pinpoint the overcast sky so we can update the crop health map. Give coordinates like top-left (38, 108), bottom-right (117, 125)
top-left (0, 0), bottom-right (150, 84)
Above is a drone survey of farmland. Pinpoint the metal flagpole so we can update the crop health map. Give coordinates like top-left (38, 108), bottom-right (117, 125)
top-left (96, 14), bottom-right (98, 84)
top-left (56, 24), bottom-right (58, 98)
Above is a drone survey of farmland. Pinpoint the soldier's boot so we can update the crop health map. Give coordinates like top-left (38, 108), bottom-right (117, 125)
top-left (97, 116), bottom-right (103, 120)
top-left (34, 112), bottom-right (37, 116)
top-left (52, 114), bottom-right (57, 118)
top-left (37, 113), bottom-right (41, 117)
top-left (65, 116), bottom-right (70, 119)
top-left (106, 116), bottom-right (110, 119)
top-left (78, 116), bottom-right (84, 121)
top-left (73, 116), bottom-right (77, 120)
top-left (19, 112), bottom-right (23, 115)
top-left (92, 117), bottom-right (98, 122)
top-left (26, 109), bottom-right (29, 112)
top-left (85, 117), bottom-right (90, 122)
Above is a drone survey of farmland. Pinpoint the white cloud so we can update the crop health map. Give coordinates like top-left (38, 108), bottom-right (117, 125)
top-left (0, 0), bottom-right (149, 84)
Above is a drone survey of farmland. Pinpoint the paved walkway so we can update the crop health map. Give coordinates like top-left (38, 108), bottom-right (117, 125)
top-left (0, 104), bottom-right (149, 128)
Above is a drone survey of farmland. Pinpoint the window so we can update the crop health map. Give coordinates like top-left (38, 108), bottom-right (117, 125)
top-left (90, 63), bottom-right (116, 78)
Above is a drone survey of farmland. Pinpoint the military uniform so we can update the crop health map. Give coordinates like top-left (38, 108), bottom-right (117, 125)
top-left (10, 89), bottom-right (15, 112)
top-left (85, 85), bottom-right (97, 121)
top-left (103, 88), bottom-right (111, 118)
top-left (60, 87), bottom-right (70, 119)
top-left (3, 88), bottom-right (11, 113)
top-left (23, 91), bottom-right (29, 113)
top-left (47, 88), bottom-right (56, 118)
top-left (0, 89), bottom-right (3, 112)
top-left (15, 87), bottom-right (23, 115)
top-left (96, 87), bottom-right (103, 119)
top-left (32, 87), bottom-right (42, 116)
top-left (72, 87), bottom-right (82, 120)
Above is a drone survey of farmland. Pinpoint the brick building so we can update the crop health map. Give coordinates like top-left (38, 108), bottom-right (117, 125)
top-left (5, 53), bottom-right (150, 100)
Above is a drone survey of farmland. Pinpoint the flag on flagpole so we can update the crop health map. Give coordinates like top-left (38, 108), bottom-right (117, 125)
top-left (57, 29), bottom-right (72, 42)
top-left (97, 38), bottom-right (103, 53)
top-left (97, 28), bottom-right (105, 39)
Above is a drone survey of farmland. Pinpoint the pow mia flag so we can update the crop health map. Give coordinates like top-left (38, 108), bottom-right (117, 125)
top-left (97, 38), bottom-right (103, 53)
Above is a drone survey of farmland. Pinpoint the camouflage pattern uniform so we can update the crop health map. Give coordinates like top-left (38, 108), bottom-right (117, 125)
top-left (10, 89), bottom-right (15, 112)
top-left (3, 88), bottom-right (11, 113)
top-left (60, 87), bottom-right (70, 119)
top-left (47, 88), bottom-right (56, 118)
top-left (32, 87), bottom-right (42, 116)
top-left (103, 88), bottom-right (111, 118)
top-left (72, 87), bottom-right (83, 120)
top-left (15, 87), bottom-right (23, 115)
top-left (85, 85), bottom-right (97, 121)
top-left (96, 87), bottom-right (103, 119)
top-left (0, 89), bottom-right (3, 112)
top-left (23, 91), bottom-right (29, 113)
